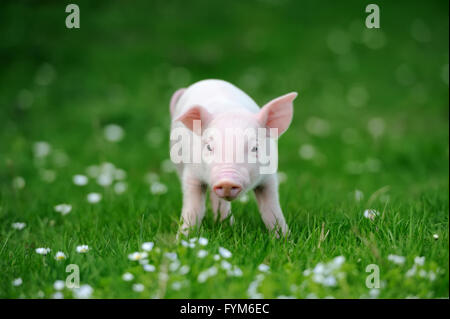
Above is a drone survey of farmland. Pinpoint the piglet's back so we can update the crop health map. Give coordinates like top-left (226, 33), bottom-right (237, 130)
top-left (172, 79), bottom-right (260, 119)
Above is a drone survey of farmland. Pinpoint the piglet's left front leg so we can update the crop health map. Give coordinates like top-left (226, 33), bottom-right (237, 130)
top-left (254, 174), bottom-right (289, 238)
top-left (177, 173), bottom-right (206, 239)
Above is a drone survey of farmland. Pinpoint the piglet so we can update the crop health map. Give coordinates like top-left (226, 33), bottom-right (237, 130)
top-left (169, 79), bottom-right (297, 238)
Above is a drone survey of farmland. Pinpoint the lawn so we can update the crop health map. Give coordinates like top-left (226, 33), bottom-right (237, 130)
top-left (0, 0), bottom-right (448, 299)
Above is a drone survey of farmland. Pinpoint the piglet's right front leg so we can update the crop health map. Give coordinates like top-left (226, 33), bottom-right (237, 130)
top-left (177, 172), bottom-right (206, 239)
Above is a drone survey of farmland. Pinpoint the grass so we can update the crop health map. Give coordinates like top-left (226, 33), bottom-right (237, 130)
top-left (0, 0), bottom-right (448, 298)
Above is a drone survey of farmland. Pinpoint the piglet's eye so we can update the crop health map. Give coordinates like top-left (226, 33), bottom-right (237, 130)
top-left (251, 146), bottom-right (258, 152)
top-left (206, 144), bottom-right (213, 152)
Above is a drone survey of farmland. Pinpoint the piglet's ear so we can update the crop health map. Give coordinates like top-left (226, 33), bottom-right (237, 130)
top-left (175, 106), bottom-right (212, 133)
top-left (257, 92), bottom-right (297, 137)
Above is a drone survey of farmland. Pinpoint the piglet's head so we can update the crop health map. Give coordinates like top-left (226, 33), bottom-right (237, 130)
top-left (176, 92), bottom-right (297, 201)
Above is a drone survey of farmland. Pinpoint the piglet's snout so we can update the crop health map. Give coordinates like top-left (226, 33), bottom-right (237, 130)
top-left (213, 181), bottom-right (242, 200)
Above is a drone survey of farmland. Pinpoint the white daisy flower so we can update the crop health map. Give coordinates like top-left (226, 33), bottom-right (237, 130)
top-left (197, 250), bottom-right (208, 258)
top-left (161, 159), bottom-right (176, 173)
top-left (164, 252), bottom-right (177, 261)
top-left (354, 190), bottom-right (364, 202)
top-left (258, 264), bottom-right (270, 272)
top-left (114, 182), bottom-right (127, 194)
top-left (97, 173), bottom-right (113, 187)
top-left (218, 247), bottom-right (232, 259)
top-left (369, 288), bottom-right (380, 298)
top-left (299, 144), bottom-right (316, 160)
top-left (145, 172), bottom-right (159, 184)
top-left (367, 117), bottom-right (385, 139)
top-left (12, 278), bottom-right (23, 287)
top-left (86, 165), bottom-right (100, 178)
top-left (12, 222), bottom-right (26, 230)
top-left (72, 174), bottom-right (88, 186)
top-left (239, 193), bottom-right (249, 203)
top-left (197, 266), bottom-right (218, 283)
top-left (172, 282), bottom-right (182, 290)
top-left (169, 260), bottom-right (181, 272)
top-left (87, 192), bottom-right (102, 204)
top-left (388, 254), bottom-right (406, 265)
top-left (114, 169), bottom-right (127, 180)
top-left (128, 252), bottom-right (148, 261)
top-left (54, 204), bottom-right (72, 215)
top-left (198, 237), bottom-right (208, 246)
top-left (229, 266), bottom-right (243, 277)
top-left (181, 239), bottom-right (195, 248)
top-left (363, 209), bottom-right (380, 220)
top-left (55, 251), bottom-right (67, 261)
top-left (33, 141), bottom-right (51, 158)
top-left (52, 292), bottom-right (64, 299)
top-left (277, 171), bottom-right (288, 184)
top-left (54, 280), bottom-right (65, 290)
top-left (132, 283), bottom-right (144, 292)
top-left (433, 234), bottom-right (439, 240)
top-left (122, 272), bottom-right (134, 281)
top-left (330, 256), bottom-right (346, 269)
top-left (220, 260), bottom-right (232, 270)
top-left (73, 284), bottom-right (93, 299)
top-left (12, 176), bottom-right (26, 189)
top-left (36, 247), bottom-right (51, 255)
top-left (143, 264), bottom-right (156, 272)
top-left (76, 245), bottom-right (89, 253)
top-left (40, 169), bottom-right (56, 183)
top-left (141, 242), bottom-right (154, 252)
top-left (213, 254), bottom-right (221, 261)
top-left (139, 259), bottom-right (149, 265)
top-left (322, 275), bottom-right (337, 287)
top-left (150, 182), bottom-right (168, 195)
top-left (179, 265), bottom-right (190, 275)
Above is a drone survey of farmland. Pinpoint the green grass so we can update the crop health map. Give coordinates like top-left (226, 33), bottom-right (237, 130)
top-left (0, 0), bottom-right (448, 298)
